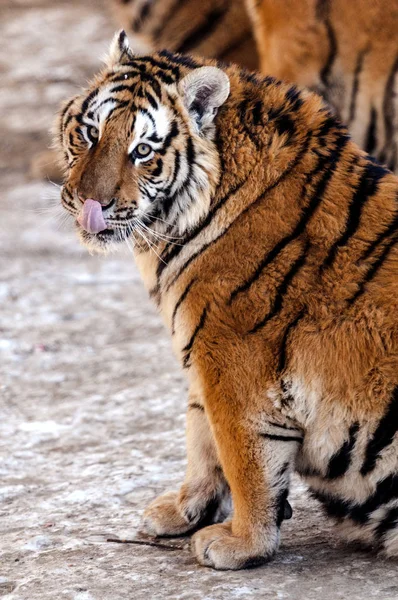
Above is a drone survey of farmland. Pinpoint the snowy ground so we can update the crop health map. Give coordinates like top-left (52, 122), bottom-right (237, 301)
top-left (1, 1), bottom-right (397, 598)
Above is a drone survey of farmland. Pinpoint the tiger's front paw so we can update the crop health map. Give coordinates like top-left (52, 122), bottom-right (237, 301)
top-left (191, 522), bottom-right (279, 570)
top-left (141, 484), bottom-right (231, 537)
top-left (142, 491), bottom-right (193, 536)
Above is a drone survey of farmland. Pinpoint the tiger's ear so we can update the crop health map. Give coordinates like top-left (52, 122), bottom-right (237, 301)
top-left (178, 66), bottom-right (230, 131)
top-left (105, 30), bottom-right (134, 68)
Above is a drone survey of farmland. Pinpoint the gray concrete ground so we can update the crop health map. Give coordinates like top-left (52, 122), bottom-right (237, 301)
top-left (1, 1), bottom-right (397, 598)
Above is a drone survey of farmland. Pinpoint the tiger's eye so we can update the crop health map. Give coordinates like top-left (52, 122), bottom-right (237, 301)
top-left (87, 126), bottom-right (99, 144)
top-left (135, 143), bottom-right (152, 158)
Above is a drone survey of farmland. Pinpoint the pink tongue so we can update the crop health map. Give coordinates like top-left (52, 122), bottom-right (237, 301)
top-left (77, 199), bottom-right (107, 234)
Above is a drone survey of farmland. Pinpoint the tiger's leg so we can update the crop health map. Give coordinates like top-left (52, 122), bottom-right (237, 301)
top-left (192, 387), bottom-right (302, 570)
top-left (142, 395), bottom-right (230, 536)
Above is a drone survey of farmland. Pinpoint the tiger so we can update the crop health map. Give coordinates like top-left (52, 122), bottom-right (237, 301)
top-left (246, 0), bottom-right (398, 172)
top-left (56, 30), bottom-right (398, 570)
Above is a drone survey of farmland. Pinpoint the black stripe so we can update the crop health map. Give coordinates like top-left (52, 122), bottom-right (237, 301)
top-left (279, 462), bottom-right (290, 479)
top-left (110, 84), bottom-right (132, 94)
top-left (146, 91), bottom-right (158, 110)
top-left (285, 87), bottom-right (304, 112)
top-left (252, 101), bottom-right (263, 126)
top-left (274, 113), bottom-right (296, 138)
top-left (162, 137), bottom-right (193, 218)
top-left (175, 6), bottom-right (228, 54)
top-left (63, 111), bottom-right (77, 134)
top-left (109, 71), bottom-right (141, 84)
top-left (139, 107), bottom-right (156, 129)
top-left (151, 158), bottom-right (163, 178)
top-left (109, 100), bottom-right (130, 115)
top-left (60, 98), bottom-right (76, 129)
top-left (158, 120), bottom-right (179, 156)
top-left (171, 148), bottom-right (181, 186)
top-left (158, 49), bottom-right (201, 70)
top-left (278, 309), bottom-right (306, 373)
top-left (266, 421), bottom-right (301, 432)
top-left (229, 130), bottom-right (348, 304)
top-left (68, 132), bottom-right (76, 148)
top-left (131, 65), bottom-right (175, 86)
top-left (351, 474), bottom-right (398, 524)
top-left (162, 150), bottom-right (182, 215)
top-left (248, 241), bottom-right (310, 334)
top-left (152, 0), bottom-right (186, 42)
top-left (182, 304), bottom-right (208, 367)
top-left (365, 107), bottom-right (377, 155)
top-left (315, 0), bottom-right (329, 20)
top-left (347, 233), bottom-right (397, 305)
top-left (81, 88), bottom-right (99, 115)
top-left (275, 488), bottom-right (289, 527)
top-left (320, 161), bottom-right (386, 272)
top-left (382, 54), bottom-right (398, 168)
top-left (238, 98), bottom-right (261, 149)
top-left (149, 283), bottom-right (160, 305)
top-left (171, 278), bottom-right (197, 334)
top-left (311, 489), bottom-right (352, 519)
top-left (163, 135), bottom-right (313, 294)
top-left (358, 209), bottom-right (398, 263)
top-left (326, 423), bottom-right (359, 479)
top-left (130, 55), bottom-right (180, 80)
top-left (320, 16), bottom-right (337, 86)
top-left (361, 387), bottom-right (398, 476)
top-left (375, 506), bottom-right (398, 540)
top-left (95, 97), bottom-right (123, 112)
top-left (260, 433), bottom-right (303, 443)
top-left (188, 402), bottom-right (205, 412)
top-left (63, 185), bottom-right (73, 200)
top-left (349, 48), bottom-right (369, 124)
top-left (316, 476), bottom-right (397, 527)
top-left (148, 77), bottom-right (162, 100)
top-left (131, 0), bottom-right (152, 33)
top-left (217, 32), bottom-right (252, 61)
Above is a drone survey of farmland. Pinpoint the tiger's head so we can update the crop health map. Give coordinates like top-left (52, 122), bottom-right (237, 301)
top-left (56, 31), bottom-right (230, 253)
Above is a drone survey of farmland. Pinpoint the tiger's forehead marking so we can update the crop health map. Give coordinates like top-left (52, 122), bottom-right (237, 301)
top-left (128, 104), bottom-right (170, 153)
top-left (84, 85), bottom-right (116, 123)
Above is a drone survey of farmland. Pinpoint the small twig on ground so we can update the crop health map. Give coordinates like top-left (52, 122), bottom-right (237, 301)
top-left (106, 537), bottom-right (186, 551)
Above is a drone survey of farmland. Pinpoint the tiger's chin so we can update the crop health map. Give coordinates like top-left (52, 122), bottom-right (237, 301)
top-left (77, 226), bottom-right (130, 255)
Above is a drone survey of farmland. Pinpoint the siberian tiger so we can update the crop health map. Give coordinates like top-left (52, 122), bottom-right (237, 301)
top-left (56, 31), bottom-right (398, 570)
top-left (246, 0), bottom-right (398, 172)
